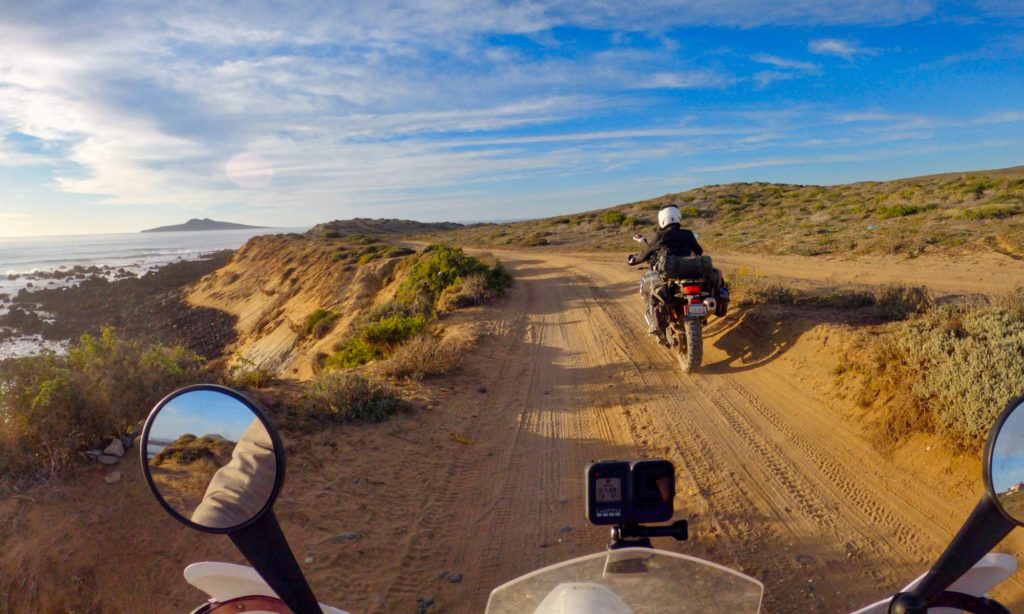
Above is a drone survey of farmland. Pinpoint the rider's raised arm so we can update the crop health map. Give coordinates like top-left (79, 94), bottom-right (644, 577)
top-left (191, 418), bottom-right (276, 528)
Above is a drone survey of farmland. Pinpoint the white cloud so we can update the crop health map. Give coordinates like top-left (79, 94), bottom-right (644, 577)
top-left (752, 54), bottom-right (820, 71)
top-left (973, 111), bottom-right (1024, 125)
top-left (809, 38), bottom-right (879, 60)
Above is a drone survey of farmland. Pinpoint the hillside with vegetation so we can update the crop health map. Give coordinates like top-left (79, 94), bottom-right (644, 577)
top-left (423, 166), bottom-right (1024, 258)
top-left (307, 217), bottom-right (467, 238)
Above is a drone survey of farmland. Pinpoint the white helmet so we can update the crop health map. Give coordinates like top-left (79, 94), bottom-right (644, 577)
top-left (657, 206), bottom-right (682, 229)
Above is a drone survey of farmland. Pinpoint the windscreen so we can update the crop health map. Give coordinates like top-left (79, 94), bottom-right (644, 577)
top-left (485, 548), bottom-right (763, 614)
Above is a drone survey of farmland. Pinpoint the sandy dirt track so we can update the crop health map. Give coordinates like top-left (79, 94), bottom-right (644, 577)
top-left (298, 249), bottom-right (1024, 613)
top-left (6, 248), bottom-right (1023, 613)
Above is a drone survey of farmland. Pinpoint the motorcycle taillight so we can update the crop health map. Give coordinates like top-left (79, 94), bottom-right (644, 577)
top-left (683, 285), bottom-right (702, 294)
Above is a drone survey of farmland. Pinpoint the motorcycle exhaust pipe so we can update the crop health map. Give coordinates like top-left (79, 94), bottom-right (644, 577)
top-left (703, 297), bottom-right (718, 313)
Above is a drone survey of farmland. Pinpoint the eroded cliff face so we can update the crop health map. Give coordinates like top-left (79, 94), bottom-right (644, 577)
top-left (188, 234), bottom-right (409, 379)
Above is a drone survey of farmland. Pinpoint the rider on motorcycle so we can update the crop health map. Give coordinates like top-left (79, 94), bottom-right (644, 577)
top-left (630, 206), bottom-right (705, 335)
top-left (633, 205), bottom-right (704, 265)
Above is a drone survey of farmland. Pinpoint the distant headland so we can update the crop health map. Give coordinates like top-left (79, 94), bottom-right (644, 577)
top-left (141, 218), bottom-right (268, 233)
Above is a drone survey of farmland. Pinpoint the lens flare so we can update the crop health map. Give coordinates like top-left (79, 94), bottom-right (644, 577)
top-left (225, 154), bottom-right (274, 189)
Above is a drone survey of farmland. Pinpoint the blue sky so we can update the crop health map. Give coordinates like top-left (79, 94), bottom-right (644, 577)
top-left (0, 1), bottom-right (1022, 236)
top-left (150, 390), bottom-right (260, 444)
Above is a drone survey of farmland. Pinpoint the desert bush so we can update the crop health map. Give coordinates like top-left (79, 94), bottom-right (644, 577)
top-left (875, 204), bottom-right (924, 219)
top-left (0, 328), bottom-right (204, 487)
top-left (814, 290), bottom-right (877, 309)
top-left (853, 305), bottom-right (1024, 451)
top-left (679, 206), bottom-right (701, 218)
top-left (151, 434), bottom-right (234, 466)
top-left (730, 269), bottom-right (800, 306)
top-left (992, 286), bottom-right (1024, 322)
top-left (873, 285), bottom-right (932, 321)
top-left (302, 308), bottom-right (339, 339)
top-left (228, 355), bottom-right (276, 388)
top-left (602, 211), bottom-right (626, 225)
top-left (397, 244), bottom-right (512, 308)
top-left (302, 372), bottom-right (402, 423)
top-left (959, 205), bottom-right (1023, 220)
top-left (385, 246), bottom-right (416, 258)
top-left (519, 235), bottom-right (549, 246)
top-left (326, 338), bottom-right (382, 369)
top-left (361, 313), bottom-right (428, 348)
top-left (377, 333), bottom-right (472, 379)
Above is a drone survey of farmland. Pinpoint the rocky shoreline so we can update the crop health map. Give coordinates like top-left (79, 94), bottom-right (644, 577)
top-left (0, 251), bottom-right (238, 359)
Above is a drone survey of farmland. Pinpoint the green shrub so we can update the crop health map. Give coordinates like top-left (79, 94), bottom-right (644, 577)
top-left (602, 211), bottom-right (626, 225)
top-left (361, 313), bottom-right (428, 348)
top-left (326, 338), bottom-right (382, 369)
top-left (151, 434), bottom-right (234, 466)
top-left (397, 244), bottom-right (506, 307)
top-left (303, 308), bottom-right (339, 339)
top-left (357, 244), bottom-right (387, 264)
top-left (228, 356), bottom-right (276, 388)
top-left (385, 247), bottom-right (416, 258)
top-left (959, 205), bottom-right (1023, 220)
top-left (0, 328), bottom-right (204, 487)
top-left (679, 207), bottom-right (701, 218)
top-left (874, 204), bottom-right (923, 219)
top-left (519, 235), bottom-right (549, 246)
top-left (303, 372), bottom-right (402, 422)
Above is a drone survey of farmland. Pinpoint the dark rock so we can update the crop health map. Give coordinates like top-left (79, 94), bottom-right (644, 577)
top-left (448, 573), bottom-right (462, 584)
top-left (476, 386), bottom-right (487, 394)
top-left (120, 435), bottom-right (134, 449)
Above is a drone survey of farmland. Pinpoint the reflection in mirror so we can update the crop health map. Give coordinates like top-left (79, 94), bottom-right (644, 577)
top-left (146, 389), bottom-right (277, 530)
top-left (991, 399), bottom-right (1024, 524)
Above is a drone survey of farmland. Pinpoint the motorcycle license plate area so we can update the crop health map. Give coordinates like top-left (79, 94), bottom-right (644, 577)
top-left (685, 304), bottom-right (707, 317)
top-left (485, 548), bottom-right (763, 613)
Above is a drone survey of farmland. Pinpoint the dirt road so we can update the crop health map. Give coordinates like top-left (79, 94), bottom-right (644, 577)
top-left (324, 250), bottom-right (1024, 613)
top-left (9, 247), bottom-right (1021, 612)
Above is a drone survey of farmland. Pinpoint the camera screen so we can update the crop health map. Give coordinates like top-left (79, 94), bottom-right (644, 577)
top-left (595, 477), bottom-right (622, 502)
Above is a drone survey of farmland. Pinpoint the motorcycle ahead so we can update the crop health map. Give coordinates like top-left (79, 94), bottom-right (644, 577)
top-left (627, 233), bottom-right (727, 374)
top-left (140, 385), bottom-right (1024, 613)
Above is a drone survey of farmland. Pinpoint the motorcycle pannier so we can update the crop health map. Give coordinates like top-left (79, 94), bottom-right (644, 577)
top-left (660, 254), bottom-right (712, 280)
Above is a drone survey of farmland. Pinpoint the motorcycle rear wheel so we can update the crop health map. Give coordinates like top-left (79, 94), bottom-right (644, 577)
top-left (674, 319), bottom-right (702, 374)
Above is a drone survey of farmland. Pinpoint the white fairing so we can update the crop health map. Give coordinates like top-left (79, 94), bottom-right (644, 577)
top-left (184, 562), bottom-right (350, 614)
top-left (850, 553), bottom-right (1017, 614)
top-left (486, 548), bottom-right (763, 613)
top-left (533, 583), bottom-right (634, 614)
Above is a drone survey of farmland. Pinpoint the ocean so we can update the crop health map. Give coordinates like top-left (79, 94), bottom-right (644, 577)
top-left (0, 227), bottom-right (303, 359)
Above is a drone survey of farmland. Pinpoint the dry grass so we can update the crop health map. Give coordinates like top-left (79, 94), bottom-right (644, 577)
top-left (375, 330), bottom-right (475, 380)
top-left (302, 371), bottom-right (403, 423)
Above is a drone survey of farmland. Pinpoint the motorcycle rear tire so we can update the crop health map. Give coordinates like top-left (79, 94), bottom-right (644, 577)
top-left (677, 319), bottom-right (702, 374)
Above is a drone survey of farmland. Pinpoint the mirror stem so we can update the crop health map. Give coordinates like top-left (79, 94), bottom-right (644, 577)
top-left (229, 510), bottom-right (321, 614)
top-left (893, 495), bottom-right (1014, 612)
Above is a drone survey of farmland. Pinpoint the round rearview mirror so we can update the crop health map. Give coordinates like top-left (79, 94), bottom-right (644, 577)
top-left (140, 385), bottom-right (284, 532)
top-left (985, 394), bottom-right (1024, 525)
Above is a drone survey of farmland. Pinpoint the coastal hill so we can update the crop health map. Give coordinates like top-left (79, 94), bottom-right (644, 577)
top-left (142, 218), bottom-right (267, 233)
top-left (307, 217), bottom-right (465, 238)
top-left (421, 165), bottom-right (1024, 259)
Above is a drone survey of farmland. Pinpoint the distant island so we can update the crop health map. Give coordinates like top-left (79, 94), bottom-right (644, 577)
top-left (142, 218), bottom-right (268, 233)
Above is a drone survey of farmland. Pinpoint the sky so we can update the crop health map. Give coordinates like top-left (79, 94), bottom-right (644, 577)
top-left (150, 389), bottom-right (262, 444)
top-left (0, 1), bottom-right (1022, 237)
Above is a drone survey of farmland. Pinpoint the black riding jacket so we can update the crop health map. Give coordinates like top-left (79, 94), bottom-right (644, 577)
top-left (637, 225), bottom-right (703, 263)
